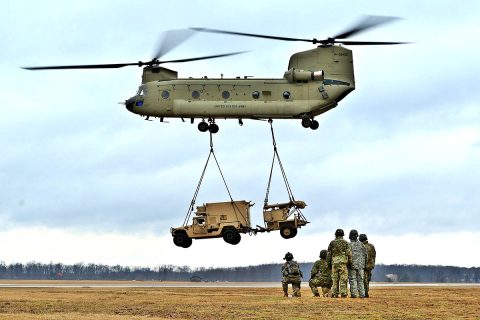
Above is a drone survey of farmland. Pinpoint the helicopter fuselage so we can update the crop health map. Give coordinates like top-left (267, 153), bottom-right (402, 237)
top-left (125, 45), bottom-right (356, 130)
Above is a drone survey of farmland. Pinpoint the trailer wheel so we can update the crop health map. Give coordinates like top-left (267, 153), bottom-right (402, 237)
top-left (173, 233), bottom-right (192, 248)
top-left (280, 226), bottom-right (297, 239)
top-left (223, 229), bottom-right (240, 245)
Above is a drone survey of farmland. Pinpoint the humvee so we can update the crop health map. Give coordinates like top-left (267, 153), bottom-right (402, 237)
top-left (171, 200), bottom-right (252, 248)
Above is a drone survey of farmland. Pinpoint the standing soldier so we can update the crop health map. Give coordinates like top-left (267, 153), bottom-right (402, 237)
top-left (348, 229), bottom-right (368, 298)
top-left (359, 233), bottom-right (376, 297)
top-left (309, 249), bottom-right (332, 297)
top-left (281, 252), bottom-right (303, 297)
top-left (327, 229), bottom-right (352, 298)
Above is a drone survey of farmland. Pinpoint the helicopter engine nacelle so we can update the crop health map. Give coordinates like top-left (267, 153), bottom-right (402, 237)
top-left (283, 68), bottom-right (324, 83)
top-left (142, 66), bottom-right (178, 84)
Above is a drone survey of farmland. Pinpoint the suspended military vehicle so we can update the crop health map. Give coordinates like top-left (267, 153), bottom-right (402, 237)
top-left (171, 122), bottom-right (309, 248)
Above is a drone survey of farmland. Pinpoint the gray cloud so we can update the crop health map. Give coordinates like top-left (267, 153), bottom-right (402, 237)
top-left (1, 0), bottom-right (479, 242)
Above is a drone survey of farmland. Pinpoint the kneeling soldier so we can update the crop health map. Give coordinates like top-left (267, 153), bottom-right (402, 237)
top-left (282, 252), bottom-right (303, 297)
top-left (309, 249), bottom-right (332, 297)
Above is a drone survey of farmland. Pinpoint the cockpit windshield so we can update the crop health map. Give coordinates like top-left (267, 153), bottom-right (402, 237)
top-left (137, 84), bottom-right (147, 96)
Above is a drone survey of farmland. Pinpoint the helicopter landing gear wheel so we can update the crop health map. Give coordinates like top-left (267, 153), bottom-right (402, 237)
top-left (301, 116), bottom-right (311, 128)
top-left (198, 121), bottom-right (209, 132)
top-left (309, 119), bottom-right (319, 130)
top-left (208, 123), bottom-right (219, 134)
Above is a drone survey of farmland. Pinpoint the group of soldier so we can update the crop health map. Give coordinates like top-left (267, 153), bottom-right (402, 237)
top-left (281, 228), bottom-right (376, 298)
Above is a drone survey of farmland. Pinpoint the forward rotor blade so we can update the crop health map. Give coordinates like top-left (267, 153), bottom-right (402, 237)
top-left (192, 27), bottom-right (316, 43)
top-left (22, 51), bottom-right (247, 70)
top-left (22, 62), bottom-right (144, 70)
top-left (154, 29), bottom-right (196, 60)
top-left (333, 15), bottom-right (401, 39)
top-left (158, 51), bottom-right (248, 64)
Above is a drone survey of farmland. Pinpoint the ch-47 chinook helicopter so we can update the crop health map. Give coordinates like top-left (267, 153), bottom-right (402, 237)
top-left (24, 16), bottom-right (407, 133)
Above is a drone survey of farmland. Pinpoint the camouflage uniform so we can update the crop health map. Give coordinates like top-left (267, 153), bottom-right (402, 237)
top-left (282, 260), bottom-right (303, 297)
top-left (348, 239), bottom-right (368, 298)
top-left (309, 258), bottom-right (332, 297)
top-left (363, 241), bottom-right (376, 297)
top-left (327, 235), bottom-right (352, 298)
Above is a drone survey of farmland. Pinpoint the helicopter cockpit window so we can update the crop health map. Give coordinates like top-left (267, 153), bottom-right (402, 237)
top-left (137, 85), bottom-right (147, 96)
top-left (192, 90), bottom-right (200, 99)
top-left (161, 91), bottom-right (170, 99)
top-left (283, 91), bottom-right (291, 99)
top-left (222, 90), bottom-right (230, 100)
top-left (252, 91), bottom-right (260, 99)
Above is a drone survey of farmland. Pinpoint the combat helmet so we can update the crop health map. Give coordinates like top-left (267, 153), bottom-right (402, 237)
top-left (349, 229), bottom-right (359, 240)
top-left (283, 252), bottom-right (293, 261)
top-left (320, 250), bottom-right (328, 259)
top-left (359, 234), bottom-right (368, 242)
top-left (335, 228), bottom-right (344, 237)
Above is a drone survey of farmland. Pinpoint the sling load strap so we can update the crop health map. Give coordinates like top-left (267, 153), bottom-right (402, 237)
top-left (264, 119), bottom-right (296, 207)
top-left (183, 133), bottom-right (238, 226)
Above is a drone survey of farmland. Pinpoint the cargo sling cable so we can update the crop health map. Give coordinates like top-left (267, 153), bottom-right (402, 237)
top-left (263, 119), bottom-right (308, 226)
top-left (183, 132), bottom-right (246, 227)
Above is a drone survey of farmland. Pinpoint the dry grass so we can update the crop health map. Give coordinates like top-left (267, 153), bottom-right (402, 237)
top-left (0, 283), bottom-right (479, 319)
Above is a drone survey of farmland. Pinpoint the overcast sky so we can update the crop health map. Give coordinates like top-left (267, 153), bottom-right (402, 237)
top-left (1, 0), bottom-right (479, 268)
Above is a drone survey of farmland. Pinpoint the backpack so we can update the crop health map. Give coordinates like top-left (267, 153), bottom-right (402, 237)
top-left (288, 261), bottom-right (300, 275)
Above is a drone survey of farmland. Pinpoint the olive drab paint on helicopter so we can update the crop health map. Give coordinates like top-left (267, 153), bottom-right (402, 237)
top-left (24, 16), bottom-right (407, 133)
top-left (126, 46), bottom-right (355, 122)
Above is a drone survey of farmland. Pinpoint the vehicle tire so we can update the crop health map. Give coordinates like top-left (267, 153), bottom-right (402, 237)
top-left (301, 117), bottom-right (311, 128)
top-left (173, 233), bottom-right (192, 248)
top-left (231, 233), bottom-right (241, 245)
top-left (280, 225), bottom-right (296, 239)
top-left (198, 121), bottom-right (209, 132)
top-left (223, 229), bottom-right (240, 244)
top-left (310, 120), bottom-right (319, 130)
top-left (289, 227), bottom-right (298, 238)
top-left (209, 123), bottom-right (219, 134)
top-left (181, 237), bottom-right (192, 248)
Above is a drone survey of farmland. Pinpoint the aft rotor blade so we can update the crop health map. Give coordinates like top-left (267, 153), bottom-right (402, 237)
top-left (22, 62), bottom-right (144, 70)
top-left (192, 27), bottom-right (316, 43)
top-left (333, 15), bottom-right (401, 39)
top-left (336, 40), bottom-right (410, 45)
top-left (154, 29), bottom-right (196, 60)
top-left (158, 51), bottom-right (248, 64)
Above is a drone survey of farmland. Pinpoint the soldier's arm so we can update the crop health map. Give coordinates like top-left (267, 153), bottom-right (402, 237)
top-left (347, 246), bottom-right (353, 268)
top-left (363, 244), bottom-right (368, 268)
top-left (371, 245), bottom-right (377, 268)
top-left (310, 261), bottom-right (319, 278)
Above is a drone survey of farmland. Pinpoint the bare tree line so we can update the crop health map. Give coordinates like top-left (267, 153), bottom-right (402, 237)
top-left (0, 262), bottom-right (478, 282)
